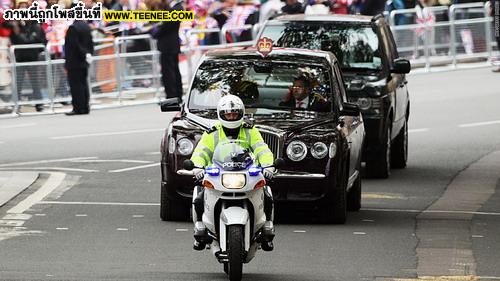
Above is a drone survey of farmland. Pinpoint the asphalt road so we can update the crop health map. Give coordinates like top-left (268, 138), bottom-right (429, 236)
top-left (1, 67), bottom-right (500, 281)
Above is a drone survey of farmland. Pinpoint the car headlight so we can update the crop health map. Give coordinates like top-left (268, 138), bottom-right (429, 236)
top-left (177, 138), bottom-right (194, 156)
top-left (286, 140), bottom-right (307, 161)
top-left (357, 98), bottom-right (372, 110)
top-left (222, 173), bottom-right (246, 189)
top-left (311, 142), bottom-right (328, 159)
top-left (329, 142), bottom-right (337, 159)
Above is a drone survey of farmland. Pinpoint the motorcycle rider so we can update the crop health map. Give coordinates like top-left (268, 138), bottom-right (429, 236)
top-left (190, 94), bottom-right (276, 251)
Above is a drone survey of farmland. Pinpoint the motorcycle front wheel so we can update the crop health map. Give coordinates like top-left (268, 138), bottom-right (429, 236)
top-left (227, 225), bottom-right (244, 281)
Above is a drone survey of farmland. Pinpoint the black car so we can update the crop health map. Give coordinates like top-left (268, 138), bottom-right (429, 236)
top-left (258, 14), bottom-right (411, 178)
top-left (160, 47), bottom-right (365, 224)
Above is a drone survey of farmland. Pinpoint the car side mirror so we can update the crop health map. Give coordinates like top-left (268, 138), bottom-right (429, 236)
top-left (340, 102), bottom-right (360, 116)
top-left (392, 58), bottom-right (411, 74)
top-left (183, 159), bottom-right (195, 171)
top-left (274, 158), bottom-right (285, 169)
top-left (160, 98), bottom-right (181, 112)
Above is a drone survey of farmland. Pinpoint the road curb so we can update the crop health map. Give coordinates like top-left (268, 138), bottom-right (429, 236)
top-left (0, 171), bottom-right (39, 208)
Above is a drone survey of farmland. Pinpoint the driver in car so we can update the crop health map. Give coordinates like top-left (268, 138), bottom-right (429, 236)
top-left (190, 94), bottom-right (276, 251)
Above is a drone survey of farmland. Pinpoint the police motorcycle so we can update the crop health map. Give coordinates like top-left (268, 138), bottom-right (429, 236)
top-left (183, 140), bottom-right (282, 281)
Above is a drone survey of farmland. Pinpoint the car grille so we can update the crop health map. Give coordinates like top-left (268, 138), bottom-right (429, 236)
top-left (260, 131), bottom-right (281, 158)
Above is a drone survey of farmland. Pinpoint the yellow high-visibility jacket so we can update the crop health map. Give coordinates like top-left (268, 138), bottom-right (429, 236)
top-left (191, 122), bottom-right (274, 168)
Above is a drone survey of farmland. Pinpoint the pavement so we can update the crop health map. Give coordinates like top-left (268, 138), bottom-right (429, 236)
top-left (0, 171), bottom-right (39, 208)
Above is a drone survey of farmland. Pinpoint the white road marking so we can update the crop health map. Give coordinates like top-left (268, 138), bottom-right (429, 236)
top-left (362, 208), bottom-right (500, 216)
top-left (108, 163), bottom-right (159, 173)
top-left (362, 219), bottom-right (375, 222)
top-left (145, 152), bottom-right (161, 155)
top-left (0, 167), bottom-right (98, 173)
top-left (7, 172), bottom-right (66, 214)
top-left (408, 128), bottom-right (429, 133)
top-left (75, 214), bottom-right (88, 217)
top-left (2, 214), bottom-right (32, 220)
top-left (116, 228), bottom-right (129, 231)
top-left (353, 232), bottom-right (367, 235)
top-left (459, 120), bottom-right (500, 128)
top-left (0, 157), bottom-right (98, 168)
top-left (132, 215), bottom-right (144, 218)
top-left (0, 123), bottom-right (37, 129)
top-left (56, 228), bottom-right (68, 230)
top-left (472, 235), bottom-right (484, 238)
top-left (50, 128), bottom-right (164, 140)
top-left (34, 214), bottom-right (46, 216)
top-left (39, 201), bottom-right (159, 206)
top-left (293, 230), bottom-right (306, 233)
top-left (0, 220), bottom-right (25, 227)
top-left (70, 159), bottom-right (153, 164)
top-left (176, 229), bottom-right (188, 232)
top-left (14, 226), bottom-right (27, 230)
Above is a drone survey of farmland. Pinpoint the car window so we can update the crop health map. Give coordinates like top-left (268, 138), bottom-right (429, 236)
top-left (188, 59), bottom-right (336, 114)
top-left (261, 22), bottom-right (382, 71)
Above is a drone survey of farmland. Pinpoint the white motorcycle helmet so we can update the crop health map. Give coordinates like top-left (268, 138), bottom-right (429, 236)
top-left (217, 95), bottom-right (245, 129)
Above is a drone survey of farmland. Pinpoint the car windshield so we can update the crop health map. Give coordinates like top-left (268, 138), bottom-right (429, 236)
top-left (188, 59), bottom-right (334, 114)
top-left (212, 140), bottom-right (255, 171)
top-left (261, 22), bottom-right (382, 70)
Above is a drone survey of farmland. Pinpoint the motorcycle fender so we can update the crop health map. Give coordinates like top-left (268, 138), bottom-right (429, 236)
top-left (220, 207), bottom-right (249, 226)
top-left (219, 207), bottom-right (250, 252)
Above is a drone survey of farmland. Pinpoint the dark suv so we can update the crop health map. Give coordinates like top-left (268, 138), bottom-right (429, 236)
top-left (258, 14), bottom-right (411, 178)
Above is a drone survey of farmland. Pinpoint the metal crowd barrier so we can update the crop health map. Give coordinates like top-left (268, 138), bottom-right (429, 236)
top-left (1, 4), bottom-right (499, 117)
top-left (389, 2), bottom-right (497, 71)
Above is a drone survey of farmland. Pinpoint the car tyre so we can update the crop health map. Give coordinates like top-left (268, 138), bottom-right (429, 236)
top-left (322, 162), bottom-right (347, 224)
top-left (160, 170), bottom-right (189, 221)
top-left (347, 162), bottom-right (362, 212)
top-left (391, 120), bottom-right (408, 169)
top-left (366, 125), bottom-right (391, 179)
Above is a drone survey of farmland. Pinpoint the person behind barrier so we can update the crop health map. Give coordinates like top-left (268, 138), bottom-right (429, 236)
top-left (190, 94), bottom-right (276, 252)
top-left (149, 0), bottom-right (184, 101)
top-left (8, 0), bottom-right (46, 112)
top-left (64, 0), bottom-right (94, 115)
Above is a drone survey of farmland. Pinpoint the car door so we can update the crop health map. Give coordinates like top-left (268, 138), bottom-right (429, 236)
top-left (333, 63), bottom-right (363, 180)
top-left (381, 23), bottom-right (408, 133)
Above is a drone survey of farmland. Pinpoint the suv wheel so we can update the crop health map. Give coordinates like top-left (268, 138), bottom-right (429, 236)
top-left (391, 120), bottom-right (408, 169)
top-left (160, 170), bottom-right (189, 221)
top-left (366, 126), bottom-right (391, 179)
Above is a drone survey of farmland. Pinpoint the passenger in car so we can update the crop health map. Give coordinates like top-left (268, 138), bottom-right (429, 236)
top-left (279, 75), bottom-right (330, 112)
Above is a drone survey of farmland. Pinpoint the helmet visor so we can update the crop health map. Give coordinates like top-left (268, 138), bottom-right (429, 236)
top-left (219, 109), bottom-right (244, 121)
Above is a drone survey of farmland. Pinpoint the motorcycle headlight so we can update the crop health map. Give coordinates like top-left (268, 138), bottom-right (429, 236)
top-left (311, 142), bottom-right (328, 159)
top-left (329, 143), bottom-right (337, 159)
top-left (177, 138), bottom-right (194, 156)
top-left (222, 173), bottom-right (246, 189)
top-left (286, 140), bottom-right (307, 162)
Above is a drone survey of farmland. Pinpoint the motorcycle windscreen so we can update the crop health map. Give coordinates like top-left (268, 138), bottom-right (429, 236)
top-left (213, 140), bottom-right (255, 171)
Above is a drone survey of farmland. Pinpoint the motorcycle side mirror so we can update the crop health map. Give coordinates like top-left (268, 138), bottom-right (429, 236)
top-left (274, 158), bottom-right (285, 169)
top-left (183, 159), bottom-right (195, 171)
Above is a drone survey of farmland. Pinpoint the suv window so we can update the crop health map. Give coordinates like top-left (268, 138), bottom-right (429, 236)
top-left (262, 22), bottom-right (383, 71)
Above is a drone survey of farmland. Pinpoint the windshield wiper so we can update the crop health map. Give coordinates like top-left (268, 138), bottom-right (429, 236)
top-left (245, 104), bottom-right (291, 111)
top-left (342, 67), bottom-right (381, 72)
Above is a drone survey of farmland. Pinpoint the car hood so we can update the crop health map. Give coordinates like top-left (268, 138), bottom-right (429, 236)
top-left (342, 73), bottom-right (387, 97)
top-left (180, 111), bottom-right (334, 136)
